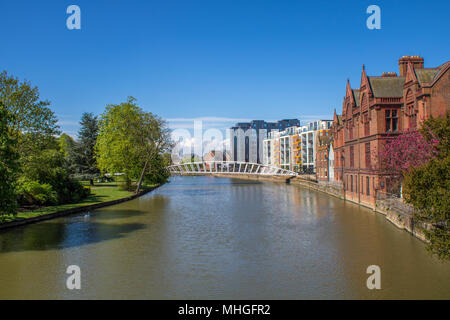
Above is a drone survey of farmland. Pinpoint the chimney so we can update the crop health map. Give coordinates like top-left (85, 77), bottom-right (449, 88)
top-left (399, 56), bottom-right (424, 76)
top-left (381, 72), bottom-right (398, 77)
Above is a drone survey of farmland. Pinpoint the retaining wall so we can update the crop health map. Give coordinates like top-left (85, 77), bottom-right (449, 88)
top-left (0, 185), bottom-right (160, 231)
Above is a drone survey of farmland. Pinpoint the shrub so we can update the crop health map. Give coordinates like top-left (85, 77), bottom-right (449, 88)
top-left (20, 149), bottom-right (90, 204)
top-left (16, 178), bottom-right (58, 206)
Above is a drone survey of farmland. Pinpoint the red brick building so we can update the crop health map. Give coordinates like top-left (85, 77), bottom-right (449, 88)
top-left (332, 56), bottom-right (449, 207)
top-left (315, 135), bottom-right (332, 181)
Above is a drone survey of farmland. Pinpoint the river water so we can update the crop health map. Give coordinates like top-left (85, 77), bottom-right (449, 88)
top-left (0, 176), bottom-right (449, 299)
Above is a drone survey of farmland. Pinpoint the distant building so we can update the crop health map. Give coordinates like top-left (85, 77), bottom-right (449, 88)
top-left (203, 150), bottom-right (231, 162)
top-left (299, 120), bottom-right (333, 172)
top-left (230, 119), bottom-right (300, 164)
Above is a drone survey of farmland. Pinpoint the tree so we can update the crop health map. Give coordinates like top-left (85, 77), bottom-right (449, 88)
top-left (58, 133), bottom-right (75, 158)
top-left (0, 71), bottom-right (60, 155)
top-left (68, 113), bottom-right (99, 185)
top-left (135, 112), bottom-right (172, 193)
top-left (402, 114), bottom-right (450, 260)
top-left (20, 148), bottom-right (89, 204)
top-left (0, 102), bottom-right (19, 218)
top-left (403, 157), bottom-right (449, 260)
top-left (95, 97), bottom-right (172, 192)
top-left (0, 71), bottom-right (88, 207)
top-left (380, 130), bottom-right (438, 177)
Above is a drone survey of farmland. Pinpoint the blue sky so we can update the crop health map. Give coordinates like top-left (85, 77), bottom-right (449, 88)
top-left (0, 0), bottom-right (449, 137)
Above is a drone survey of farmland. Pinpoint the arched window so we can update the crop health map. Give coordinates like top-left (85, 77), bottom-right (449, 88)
top-left (406, 90), bottom-right (416, 129)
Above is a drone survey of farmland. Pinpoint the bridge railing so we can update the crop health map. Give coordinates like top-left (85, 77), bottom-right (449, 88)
top-left (167, 161), bottom-right (297, 176)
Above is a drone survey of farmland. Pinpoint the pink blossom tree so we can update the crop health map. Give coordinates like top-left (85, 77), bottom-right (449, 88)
top-left (380, 130), bottom-right (438, 177)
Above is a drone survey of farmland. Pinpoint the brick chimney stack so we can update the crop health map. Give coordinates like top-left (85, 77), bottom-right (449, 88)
top-left (381, 72), bottom-right (398, 77)
top-left (399, 56), bottom-right (424, 76)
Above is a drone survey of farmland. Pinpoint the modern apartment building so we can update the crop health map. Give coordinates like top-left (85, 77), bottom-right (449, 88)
top-left (299, 120), bottom-right (333, 172)
top-left (230, 119), bottom-right (300, 164)
top-left (263, 120), bottom-right (332, 173)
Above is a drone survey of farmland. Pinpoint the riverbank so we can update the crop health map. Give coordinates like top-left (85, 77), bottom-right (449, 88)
top-left (0, 183), bottom-right (162, 230)
top-left (213, 173), bottom-right (427, 242)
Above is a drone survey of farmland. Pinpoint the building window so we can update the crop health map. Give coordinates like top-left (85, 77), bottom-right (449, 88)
top-left (407, 104), bottom-right (417, 129)
top-left (351, 175), bottom-right (353, 192)
top-left (361, 176), bottom-right (363, 194)
top-left (366, 176), bottom-right (370, 196)
top-left (245, 136), bottom-right (249, 162)
top-left (364, 113), bottom-right (369, 136)
top-left (385, 110), bottom-right (398, 132)
top-left (349, 121), bottom-right (353, 140)
top-left (365, 143), bottom-right (371, 168)
top-left (350, 146), bottom-right (354, 168)
top-left (233, 136), bottom-right (238, 161)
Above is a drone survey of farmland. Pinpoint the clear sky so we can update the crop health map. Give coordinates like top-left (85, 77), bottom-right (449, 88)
top-left (0, 0), bottom-right (449, 137)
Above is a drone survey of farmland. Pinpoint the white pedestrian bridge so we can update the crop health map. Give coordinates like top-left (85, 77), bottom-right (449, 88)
top-left (168, 161), bottom-right (298, 176)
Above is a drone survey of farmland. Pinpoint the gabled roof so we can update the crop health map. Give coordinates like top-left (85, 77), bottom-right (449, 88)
top-left (368, 77), bottom-right (405, 97)
top-left (415, 68), bottom-right (440, 84)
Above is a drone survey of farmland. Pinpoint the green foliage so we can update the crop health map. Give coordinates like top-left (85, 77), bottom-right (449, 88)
top-left (0, 102), bottom-right (19, 218)
top-left (16, 177), bottom-right (58, 206)
top-left (58, 133), bottom-right (75, 158)
top-left (0, 71), bottom-right (92, 215)
top-left (0, 71), bottom-right (60, 156)
top-left (67, 113), bottom-right (99, 182)
top-left (95, 97), bottom-right (172, 191)
top-left (419, 113), bottom-right (450, 159)
top-left (96, 97), bottom-right (143, 178)
top-left (403, 114), bottom-right (450, 261)
top-left (20, 148), bottom-right (90, 204)
top-left (144, 154), bottom-right (171, 185)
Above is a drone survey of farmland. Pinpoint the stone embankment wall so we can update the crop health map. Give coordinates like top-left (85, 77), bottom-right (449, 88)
top-left (375, 196), bottom-right (427, 241)
top-left (289, 177), bottom-right (345, 200)
top-left (0, 185), bottom-right (161, 231)
top-left (212, 173), bottom-right (427, 242)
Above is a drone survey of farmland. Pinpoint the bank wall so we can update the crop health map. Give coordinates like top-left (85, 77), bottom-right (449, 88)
top-left (0, 185), bottom-right (161, 231)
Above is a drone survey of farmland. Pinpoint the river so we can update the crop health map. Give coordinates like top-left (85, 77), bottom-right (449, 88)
top-left (0, 176), bottom-right (449, 299)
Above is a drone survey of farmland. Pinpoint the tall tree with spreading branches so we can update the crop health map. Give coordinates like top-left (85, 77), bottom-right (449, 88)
top-left (95, 97), bottom-right (172, 193)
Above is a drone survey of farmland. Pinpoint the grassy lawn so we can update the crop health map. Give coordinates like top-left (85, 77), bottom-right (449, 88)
top-left (2, 181), bottom-right (158, 223)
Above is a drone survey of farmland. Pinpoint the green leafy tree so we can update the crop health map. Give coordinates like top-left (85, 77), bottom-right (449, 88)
top-left (0, 102), bottom-right (19, 218)
top-left (96, 97), bottom-right (172, 192)
top-left (0, 71), bottom-right (88, 207)
top-left (58, 133), bottom-right (75, 158)
top-left (403, 114), bottom-right (450, 260)
top-left (68, 113), bottom-right (100, 185)
top-left (0, 71), bottom-right (60, 156)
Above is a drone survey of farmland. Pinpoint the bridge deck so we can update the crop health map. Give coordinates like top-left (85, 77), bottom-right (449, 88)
top-left (168, 161), bottom-right (297, 176)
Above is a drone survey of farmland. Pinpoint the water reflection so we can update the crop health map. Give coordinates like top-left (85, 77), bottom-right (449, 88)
top-left (0, 176), bottom-right (448, 299)
top-left (0, 220), bottom-right (146, 253)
